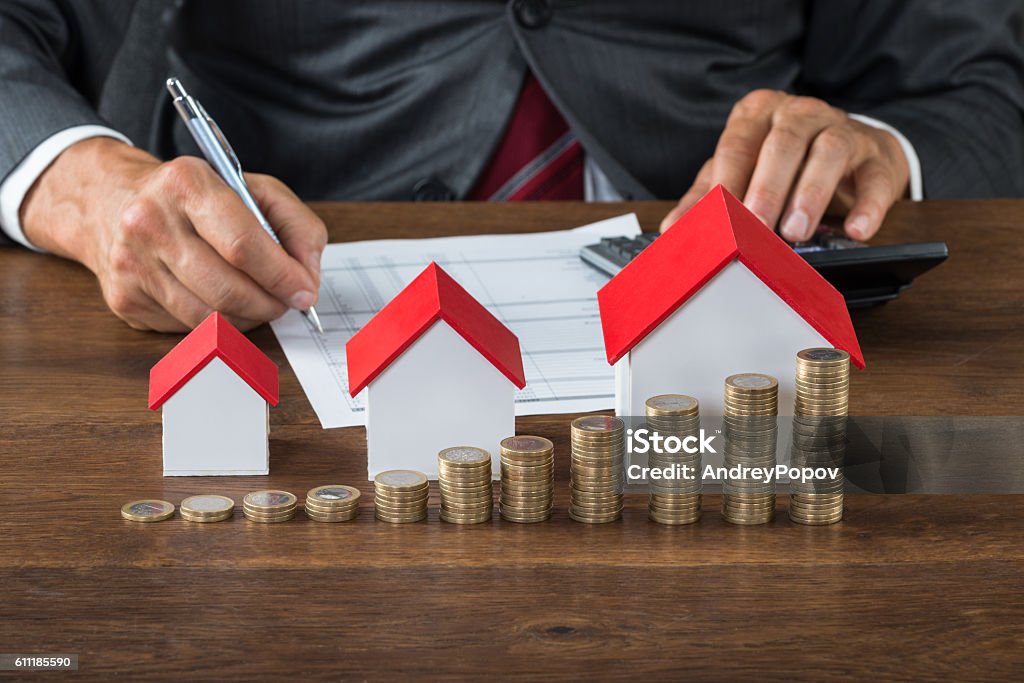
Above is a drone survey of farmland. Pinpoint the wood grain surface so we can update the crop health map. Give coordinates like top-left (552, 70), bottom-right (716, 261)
top-left (1, 200), bottom-right (1022, 681)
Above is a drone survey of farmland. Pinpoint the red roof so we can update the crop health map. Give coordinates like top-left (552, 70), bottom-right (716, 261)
top-left (148, 312), bottom-right (279, 410)
top-left (597, 185), bottom-right (865, 368)
top-left (346, 262), bottom-right (526, 396)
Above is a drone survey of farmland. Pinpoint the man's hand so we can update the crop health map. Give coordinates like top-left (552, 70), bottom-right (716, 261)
top-left (21, 138), bottom-right (326, 332)
top-left (660, 90), bottom-right (910, 242)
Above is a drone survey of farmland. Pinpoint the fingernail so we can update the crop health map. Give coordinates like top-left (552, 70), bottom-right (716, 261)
top-left (781, 209), bottom-right (810, 242)
top-left (846, 214), bottom-right (870, 240)
top-left (289, 290), bottom-right (315, 310)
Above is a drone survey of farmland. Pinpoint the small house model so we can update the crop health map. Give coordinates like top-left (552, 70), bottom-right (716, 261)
top-left (598, 184), bottom-right (864, 416)
top-left (149, 311), bottom-right (279, 475)
top-left (346, 262), bottom-right (526, 479)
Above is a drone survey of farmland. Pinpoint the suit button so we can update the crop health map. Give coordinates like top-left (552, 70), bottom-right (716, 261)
top-left (412, 178), bottom-right (455, 201)
top-left (513, 0), bottom-right (552, 29)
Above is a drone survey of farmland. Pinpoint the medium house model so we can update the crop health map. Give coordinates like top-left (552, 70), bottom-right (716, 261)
top-left (149, 312), bottom-right (279, 476)
top-left (598, 184), bottom-right (865, 417)
top-left (346, 262), bottom-right (526, 479)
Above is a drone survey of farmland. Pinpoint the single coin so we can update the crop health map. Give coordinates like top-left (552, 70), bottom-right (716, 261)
top-left (243, 490), bottom-right (297, 511)
top-left (180, 495), bottom-right (234, 517)
top-left (180, 510), bottom-right (232, 523)
top-left (797, 348), bottom-right (850, 365)
top-left (438, 446), bottom-right (491, 467)
top-left (121, 499), bottom-right (175, 522)
top-left (501, 435), bottom-right (554, 454)
top-left (307, 485), bottom-right (361, 507)
top-left (375, 470), bottom-right (429, 491)
top-left (645, 394), bottom-right (700, 415)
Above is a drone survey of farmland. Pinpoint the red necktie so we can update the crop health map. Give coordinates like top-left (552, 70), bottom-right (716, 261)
top-left (470, 73), bottom-right (584, 201)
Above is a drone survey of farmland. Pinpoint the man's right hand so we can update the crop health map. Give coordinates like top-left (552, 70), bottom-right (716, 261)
top-left (20, 137), bottom-right (326, 332)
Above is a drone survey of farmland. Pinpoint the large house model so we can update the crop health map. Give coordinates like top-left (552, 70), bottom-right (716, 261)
top-left (598, 184), bottom-right (864, 417)
top-left (149, 312), bottom-right (279, 476)
top-left (346, 262), bottom-right (526, 479)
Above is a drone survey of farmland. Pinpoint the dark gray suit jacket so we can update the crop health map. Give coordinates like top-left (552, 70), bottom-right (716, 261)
top-left (1, 0), bottom-right (1022, 205)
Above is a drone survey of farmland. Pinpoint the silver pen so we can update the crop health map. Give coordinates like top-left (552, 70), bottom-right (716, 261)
top-left (165, 77), bottom-right (324, 334)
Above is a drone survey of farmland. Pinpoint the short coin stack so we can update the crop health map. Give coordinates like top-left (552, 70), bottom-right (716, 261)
top-left (499, 436), bottom-right (555, 523)
top-left (120, 499), bottom-right (175, 522)
top-left (438, 447), bottom-right (493, 524)
top-left (374, 470), bottom-right (429, 523)
top-left (722, 374), bottom-right (779, 525)
top-left (645, 395), bottom-right (703, 525)
top-left (569, 416), bottom-right (625, 523)
top-left (789, 348), bottom-right (850, 526)
top-left (242, 490), bottom-right (297, 523)
top-left (180, 495), bottom-right (234, 523)
top-left (305, 484), bottom-right (361, 522)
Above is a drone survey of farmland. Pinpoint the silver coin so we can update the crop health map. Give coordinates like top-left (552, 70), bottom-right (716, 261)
top-left (246, 491), bottom-right (294, 507)
top-left (646, 395), bottom-right (699, 413)
top-left (314, 486), bottom-right (355, 501)
top-left (181, 495), bottom-right (233, 513)
top-left (376, 470), bottom-right (428, 488)
top-left (799, 348), bottom-right (849, 363)
top-left (439, 446), bottom-right (490, 465)
top-left (727, 374), bottom-right (777, 390)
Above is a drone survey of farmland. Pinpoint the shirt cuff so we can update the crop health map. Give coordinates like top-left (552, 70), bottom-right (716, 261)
top-left (0, 125), bottom-right (133, 252)
top-left (849, 113), bottom-right (924, 201)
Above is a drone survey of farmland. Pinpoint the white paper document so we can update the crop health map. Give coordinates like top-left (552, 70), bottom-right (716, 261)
top-left (270, 214), bottom-right (641, 428)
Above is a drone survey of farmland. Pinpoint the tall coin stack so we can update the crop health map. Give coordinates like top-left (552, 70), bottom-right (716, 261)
top-left (569, 416), bottom-right (625, 523)
top-left (374, 470), bottom-right (429, 523)
top-left (437, 447), bottom-right (493, 524)
top-left (305, 484), bottom-right (361, 522)
top-left (499, 436), bottom-right (555, 523)
top-left (790, 348), bottom-right (850, 525)
top-left (722, 374), bottom-right (779, 525)
top-left (645, 395), bottom-right (702, 525)
top-left (242, 490), bottom-right (297, 523)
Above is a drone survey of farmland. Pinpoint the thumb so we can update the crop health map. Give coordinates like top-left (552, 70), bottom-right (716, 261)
top-left (246, 173), bottom-right (327, 291)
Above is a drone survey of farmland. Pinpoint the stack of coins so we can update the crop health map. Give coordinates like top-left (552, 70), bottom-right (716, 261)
top-left (569, 416), bottom-right (625, 523)
top-left (180, 495), bottom-right (234, 523)
top-left (722, 374), bottom-right (779, 525)
top-left (242, 490), bottom-right (297, 523)
top-left (120, 499), bottom-right (175, 522)
top-left (374, 470), bottom-right (429, 523)
top-left (499, 436), bottom-right (554, 523)
top-left (305, 484), bottom-right (361, 523)
top-left (437, 447), bottom-right (493, 524)
top-left (789, 348), bottom-right (850, 526)
top-left (645, 395), bottom-right (702, 525)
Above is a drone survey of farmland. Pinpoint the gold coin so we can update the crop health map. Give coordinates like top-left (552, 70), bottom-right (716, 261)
top-left (121, 499), bottom-right (175, 522)
top-left (305, 509), bottom-right (359, 522)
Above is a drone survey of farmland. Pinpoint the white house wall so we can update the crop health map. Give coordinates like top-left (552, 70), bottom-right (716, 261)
top-left (622, 260), bottom-right (831, 417)
top-left (162, 356), bottom-right (269, 475)
top-left (364, 321), bottom-right (515, 479)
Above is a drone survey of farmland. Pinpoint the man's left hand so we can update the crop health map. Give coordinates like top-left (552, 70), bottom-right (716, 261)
top-left (660, 90), bottom-right (910, 242)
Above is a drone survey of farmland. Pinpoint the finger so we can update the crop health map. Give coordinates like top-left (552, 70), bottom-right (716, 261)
top-left (844, 159), bottom-right (898, 241)
top-left (744, 97), bottom-right (845, 229)
top-left (160, 232), bottom-right (289, 323)
top-left (247, 173), bottom-right (327, 288)
top-left (778, 126), bottom-right (857, 242)
top-left (183, 169), bottom-right (318, 310)
top-left (660, 158), bottom-right (713, 232)
top-left (707, 89), bottom-right (783, 201)
top-left (141, 262), bottom-right (215, 328)
top-left (113, 288), bottom-right (189, 333)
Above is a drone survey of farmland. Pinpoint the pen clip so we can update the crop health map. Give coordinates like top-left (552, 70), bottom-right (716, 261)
top-left (195, 99), bottom-right (244, 179)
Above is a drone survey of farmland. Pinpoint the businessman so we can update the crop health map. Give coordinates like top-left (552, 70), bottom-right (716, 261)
top-left (1, 1), bottom-right (1022, 331)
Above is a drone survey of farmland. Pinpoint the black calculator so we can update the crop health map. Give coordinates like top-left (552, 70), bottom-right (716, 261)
top-left (580, 229), bottom-right (948, 308)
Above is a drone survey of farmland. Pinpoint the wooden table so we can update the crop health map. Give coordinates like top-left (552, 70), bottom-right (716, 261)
top-left (1, 200), bottom-right (1022, 681)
